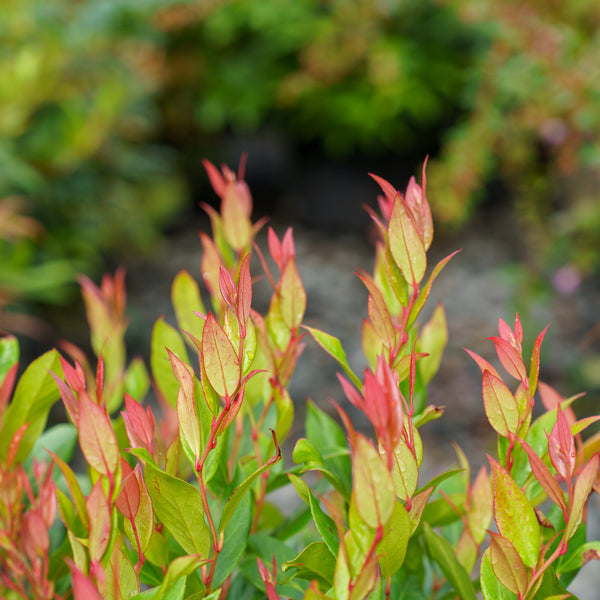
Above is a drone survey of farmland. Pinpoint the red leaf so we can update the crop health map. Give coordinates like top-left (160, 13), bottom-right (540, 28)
top-left (548, 406), bottom-right (576, 481)
top-left (68, 559), bottom-right (103, 600)
top-left (59, 356), bottom-right (86, 393)
top-left (87, 479), bottom-right (111, 562)
top-left (488, 336), bottom-right (527, 384)
top-left (488, 532), bottom-right (529, 597)
top-left (464, 348), bottom-right (500, 379)
top-left (338, 373), bottom-right (365, 412)
top-left (257, 556), bottom-right (280, 600)
top-left (96, 353), bottom-right (105, 405)
top-left (202, 159), bottom-right (226, 198)
top-left (498, 317), bottom-right (522, 352)
top-left (369, 173), bottom-right (398, 202)
top-left (199, 232), bottom-right (223, 298)
top-left (122, 393), bottom-right (156, 454)
top-left (219, 266), bottom-right (237, 307)
top-left (79, 391), bottom-right (119, 476)
top-left (357, 272), bottom-right (395, 349)
top-left (0, 363), bottom-right (18, 416)
top-left (528, 325), bottom-right (549, 395)
top-left (518, 437), bottom-right (567, 513)
top-left (116, 459), bottom-right (140, 521)
top-left (20, 508), bottom-right (49, 560)
top-left (268, 227), bottom-right (283, 270)
top-left (565, 454), bottom-right (600, 542)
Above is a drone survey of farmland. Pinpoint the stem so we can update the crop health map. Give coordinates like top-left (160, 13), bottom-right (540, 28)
top-left (249, 398), bottom-right (274, 533)
top-left (195, 403), bottom-right (238, 593)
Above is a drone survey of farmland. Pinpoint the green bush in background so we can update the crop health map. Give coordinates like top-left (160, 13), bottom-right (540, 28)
top-left (2, 0), bottom-right (600, 325)
top-left (428, 0), bottom-right (600, 277)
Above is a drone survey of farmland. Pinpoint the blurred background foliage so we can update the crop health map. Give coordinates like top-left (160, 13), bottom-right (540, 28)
top-left (1, 0), bottom-right (600, 337)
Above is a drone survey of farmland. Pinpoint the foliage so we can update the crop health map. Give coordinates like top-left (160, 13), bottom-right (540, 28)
top-left (429, 0), bottom-right (600, 277)
top-left (1, 0), bottom-right (484, 296)
top-left (1, 159), bottom-right (599, 599)
top-left (1, 0), bottom-right (185, 286)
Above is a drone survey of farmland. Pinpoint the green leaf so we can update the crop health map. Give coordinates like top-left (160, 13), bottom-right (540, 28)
top-left (304, 326), bottom-right (362, 390)
top-left (218, 439), bottom-right (281, 535)
top-left (282, 542), bottom-right (336, 589)
top-left (49, 451), bottom-right (89, 530)
top-left (423, 523), bottom-right (477, 600)
top-left (171, 270), bottom-right (206, 345)
top-left (151, 318), bottom-right (190, 407)
top-left (305, 400), bottom-right (352, 494)
top-left (0, 348), bottom-right (61, 462)
top-left (154, 554), bottom-right (209, 598)
top-left (143, 461), bottom-right (211, 557)
top-left (388, 198), bottom-right (427, 284)
top-left (289, 474), bottom-right (339, 556)
top-left (377, 500), bottom-right (411, 578)
top-left (130, 576), bottom-right (187, 600)
top-left (490, 457), bottom-right (541, 569)
top-left (202, 312), bottom-right (240, 398)
top-left (352, 434), bottom-right (395, 529)
top-left (26, 422), bottom-right (77, 473)
top-left (407, 250), bottom-right (460, 329)
top-left (390, 437), bottom-right (420, 501)
top-left (418, 303), bottom-right (447, 385)
top-left (124, 357), bottom-right (150, 401)
top-left (279, 257), bottom-right (306, 330)
top-left (293, 438), bottom-right (349, 498)
top-left (0, 334), bottom-right (19, 384)
top-left (212, 492), bottom-right (252, 588)
top-left (482, 371), bottom-right (520, 438)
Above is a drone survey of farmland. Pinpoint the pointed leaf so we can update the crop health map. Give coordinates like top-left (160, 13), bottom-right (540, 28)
top-left (388, 199), bottom-right (426, 284)
top-left (168, 350), bottom-right (201, 459)
top-left (490, 457), bottom-right (541, 568)
top-left (278, 257), bottom-right (306, 330)
top-left (482, 371), bottom-right (520, 438)
top-left (489, 531), bottom-right (529, 597)
top-left (79, 392), bottom-right (119, 476)
top-left (352, 434), bottom-right (395, 528)
top-left (423, 523), bottom-right (477, 600)
top-left (518, 438), bottom-right (566, 512)
top-left (489, 336), bottom-right (528, 383)
top-left (529, 325), bottom-right (549, 394)
top-left (565, 454), bottom-right (599, 542)
top-left (219, 432), bottom-right (281, 535)
top-left (282, 542), bottom-right (336, 589)
top-left (151, 318), bottom-right (190, 407)
top-left (407, 250), bottom-right (460, 329)
top-left (378, 500), bottom-right (411, 578)
top-left (202, 313), bottom-right (240, 398)
top-left (0, 349), bottom-right (61, 462)
top-left (144, 461), bottom-right (210, 556)
top-left (304, 326), bottom-right (362, 390)
top-left (87, 478), bottom-right (111, 562)
top-left (171, 270), bottom-right (206, 344)
top-left (358, 271), bottom-right (396, 349)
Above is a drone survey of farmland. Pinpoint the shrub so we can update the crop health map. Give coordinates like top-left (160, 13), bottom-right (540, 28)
top-left (0, 159), bottom-right (598, 599)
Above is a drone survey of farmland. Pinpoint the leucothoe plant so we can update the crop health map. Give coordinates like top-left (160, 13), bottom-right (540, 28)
top-left (0, 156), bottom-right (598, 600)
